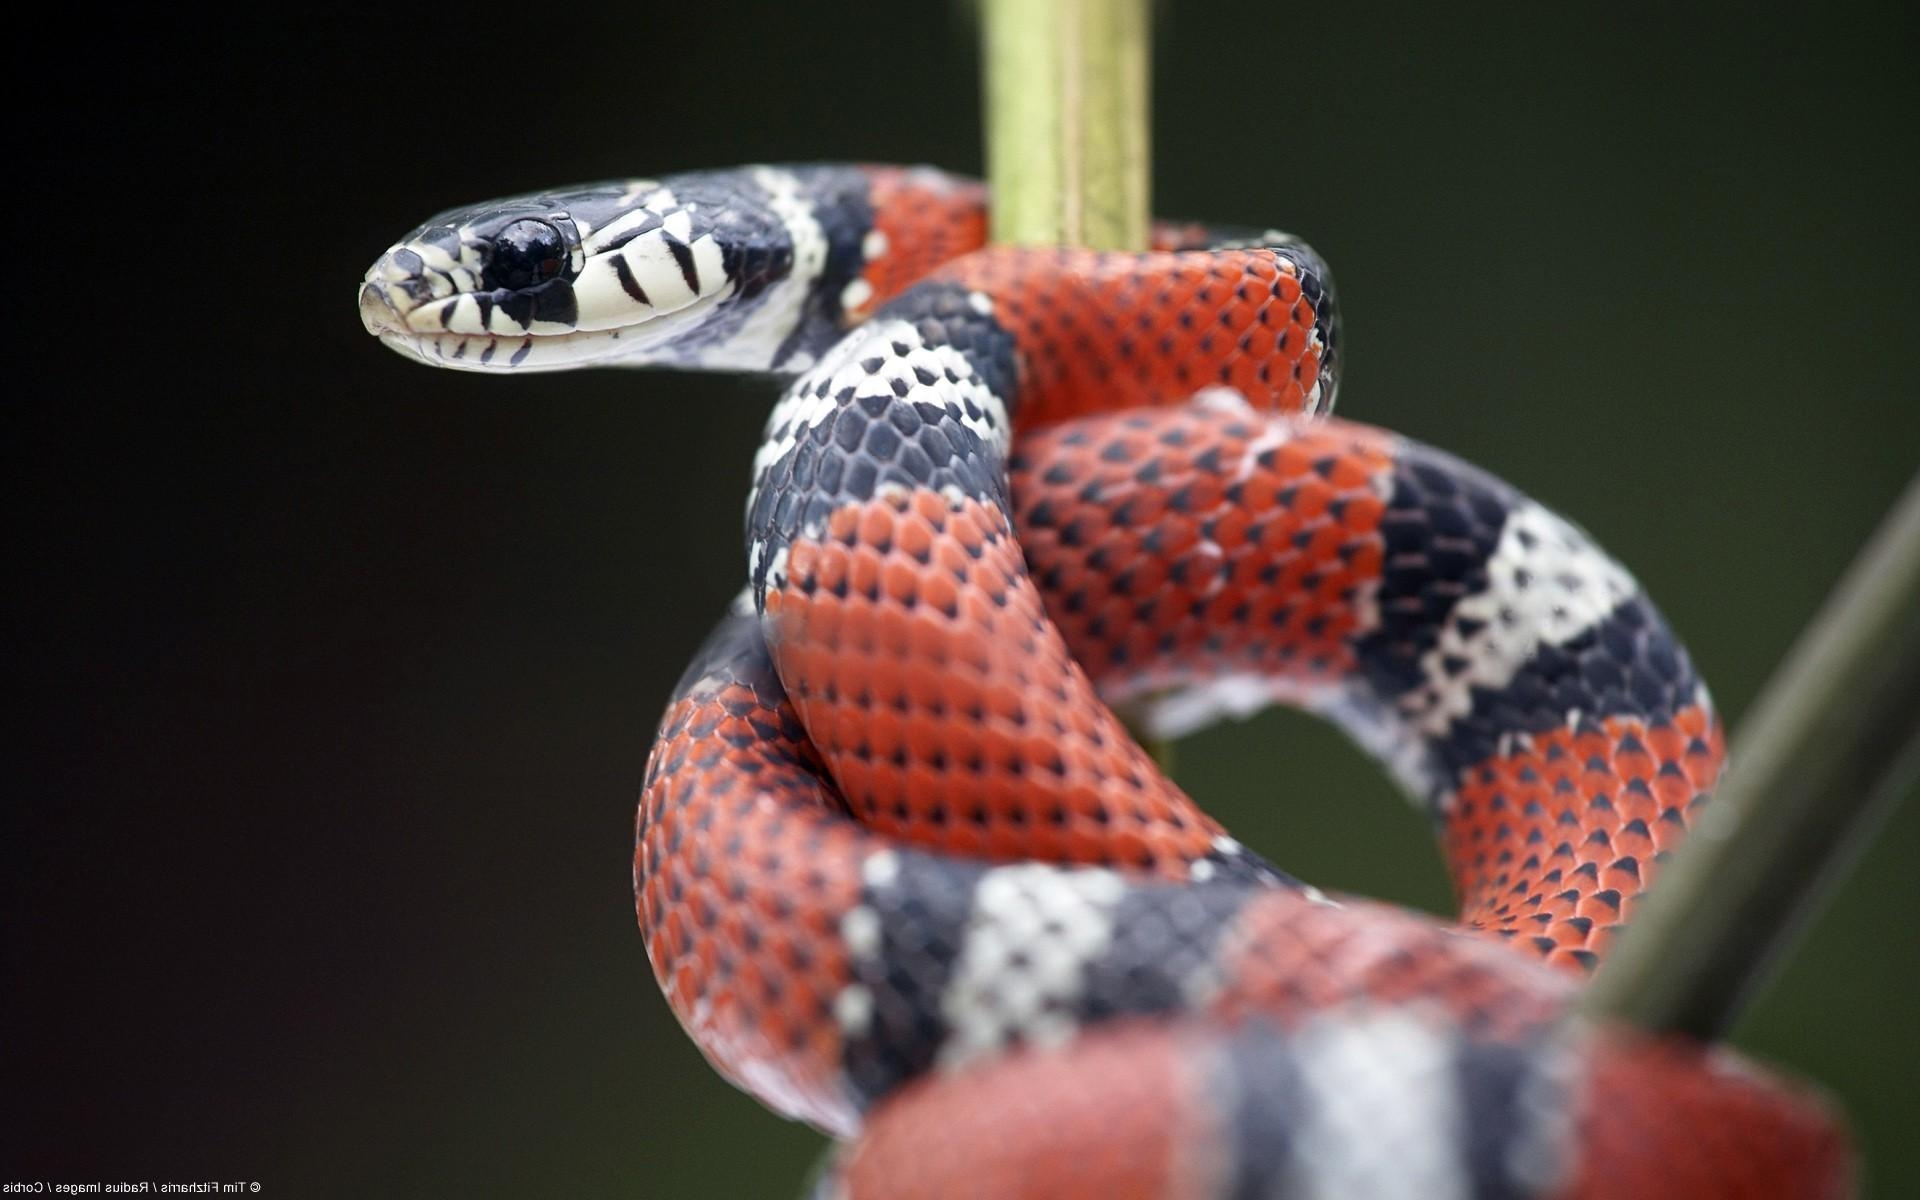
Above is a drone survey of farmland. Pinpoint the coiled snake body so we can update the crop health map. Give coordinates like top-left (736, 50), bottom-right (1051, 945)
top-left (361, 165), bottom-right (1848, 1198)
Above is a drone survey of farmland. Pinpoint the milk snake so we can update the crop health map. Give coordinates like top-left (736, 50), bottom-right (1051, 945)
top-left (360, 164), bottom-right (1849, 1198)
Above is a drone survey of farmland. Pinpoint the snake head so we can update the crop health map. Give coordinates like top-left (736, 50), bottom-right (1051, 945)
top-left (358, 179), bottom-right (742, 373)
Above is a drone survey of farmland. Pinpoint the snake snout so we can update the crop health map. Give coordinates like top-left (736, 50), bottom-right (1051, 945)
top-left (358, 280), bottom-right (407, 339)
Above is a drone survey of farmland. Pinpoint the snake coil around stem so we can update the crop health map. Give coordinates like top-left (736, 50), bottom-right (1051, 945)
top-left (361, 163), bottom-right (1849, 1199)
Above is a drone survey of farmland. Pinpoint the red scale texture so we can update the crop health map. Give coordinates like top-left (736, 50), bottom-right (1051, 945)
top-left (1205, 891), bottom-right (1573, 1040)
top-left (1014, 410), bottom-right (1396, 698)
top-left (934, 248), bottom-right (1329, 425)
top-left (765, 489), bottom-right (1225, 876)
top-left (839, 1021), bottom-right (1211, 1200)
top-left (853, 168), bottom-right (990, 321)
top-left (636, 682), bottom-right (865, 1134)
top-left (1562, 1033), bottom-right (1852, 1200)
top-left (1446, 706), bottom-right (1724, 969)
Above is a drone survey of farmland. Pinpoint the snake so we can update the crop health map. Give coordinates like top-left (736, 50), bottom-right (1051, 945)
top-left (360, 164), bottom-right (1850, 1198)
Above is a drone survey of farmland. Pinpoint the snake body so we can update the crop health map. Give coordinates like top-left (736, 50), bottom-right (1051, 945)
top-left (361, 165), bottom-right (1848, 1198)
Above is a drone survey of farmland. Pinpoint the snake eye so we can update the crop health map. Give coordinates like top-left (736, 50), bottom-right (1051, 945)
top-left (488, 218), bottom-right (567, 290)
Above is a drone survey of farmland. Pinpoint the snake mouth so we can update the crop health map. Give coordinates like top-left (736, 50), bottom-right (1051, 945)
top-left (368, 325), bottom-right (627, 372)
top-left (359, 278), bottom-right (731, 373)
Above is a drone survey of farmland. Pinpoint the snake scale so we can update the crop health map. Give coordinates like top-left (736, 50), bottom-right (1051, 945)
top-left (360, 164), bottom-right (1849, 1198)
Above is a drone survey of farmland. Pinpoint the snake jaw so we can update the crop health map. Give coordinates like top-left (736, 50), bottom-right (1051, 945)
top-left (357, 287), bottom-right (740, 373)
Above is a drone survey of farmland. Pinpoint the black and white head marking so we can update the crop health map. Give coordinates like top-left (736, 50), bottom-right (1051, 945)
top-left (360, 166), bottom-right (874, 374)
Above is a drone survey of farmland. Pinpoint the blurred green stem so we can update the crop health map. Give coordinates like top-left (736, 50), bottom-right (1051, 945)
top-left (981, 0), bottom-right (1149, 249)
top-left (1580, 473), bottom-right (1920, 1037)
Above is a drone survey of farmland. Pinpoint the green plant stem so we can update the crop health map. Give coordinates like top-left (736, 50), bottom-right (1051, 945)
top-left (981, 0), bottom-right (1149, 249)
top-left (1580, 473), bottom-right (1920, 1037)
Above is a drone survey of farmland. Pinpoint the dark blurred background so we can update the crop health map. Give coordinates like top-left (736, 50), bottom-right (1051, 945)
top-left (8, 2), bottom-right (1916, 1196)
